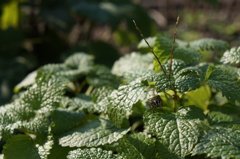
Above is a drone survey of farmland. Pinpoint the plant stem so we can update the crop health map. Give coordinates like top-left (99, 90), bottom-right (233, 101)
top-left (133, 20), bottom-right (168, 79)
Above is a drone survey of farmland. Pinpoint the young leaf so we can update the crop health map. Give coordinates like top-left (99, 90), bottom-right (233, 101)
top-left (189, 38), bottom-right (229, 51)
top-left (153, 34), bottom-right (173, 66)
top-left (117, 133), bottom-right (157, 159)
top-left (59, 117), bottom-right (130, 147)
top-left (3, 135), bottom-right (41, 159)
top-left (107, 80), bottom-right (149, 128)
top-left (206, 66), bottom-right (240, 102)
top-left (181, 85), bottom-right (211, 110)
top-left (174, 67), bottom-right (202, 93)
top-left (220, 46), bottom-right (240, 65)
top-left (143, 106), bottom-right (205, 158)
top-left (192, 129), bottom-right (240, 158)
top-left (67, 148), bottom-right (123, 159)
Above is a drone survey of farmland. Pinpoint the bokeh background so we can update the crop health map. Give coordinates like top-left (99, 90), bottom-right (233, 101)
top-left (0, 0), bottom-right (239, 104)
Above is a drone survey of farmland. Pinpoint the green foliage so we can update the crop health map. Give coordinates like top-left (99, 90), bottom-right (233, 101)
top-left (144, 106), bottom-right (205, 158)
top-left (67, 148), bottom-right (123, 159)
top-left (1, 34), bottom-right (240, 159)
top-left (220, 46), bottom-right (240, 65)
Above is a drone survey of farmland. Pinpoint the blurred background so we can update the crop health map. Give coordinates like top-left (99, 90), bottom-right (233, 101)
top-left (0, 0), bottom-right (240, 104)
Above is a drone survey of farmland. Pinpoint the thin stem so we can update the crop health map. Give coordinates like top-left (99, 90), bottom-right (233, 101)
top-left (133, 20), bottom-right (168, 78)
top-left (169, 16), bottom-right (180, 79)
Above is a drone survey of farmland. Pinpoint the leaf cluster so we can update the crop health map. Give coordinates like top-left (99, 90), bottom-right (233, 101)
top-left (0, 33), bottom-right (240, 159)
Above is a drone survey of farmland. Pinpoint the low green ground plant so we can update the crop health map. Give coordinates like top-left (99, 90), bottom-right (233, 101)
top-left (0, 29), bottom-right (240, 158)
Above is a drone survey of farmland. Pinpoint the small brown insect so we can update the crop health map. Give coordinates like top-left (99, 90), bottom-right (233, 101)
top-left (148, 95), bottom-right (162, 108)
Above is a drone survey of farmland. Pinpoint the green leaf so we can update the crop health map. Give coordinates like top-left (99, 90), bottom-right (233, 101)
top-left (207, 104), bottom-right (240, 129)
top-left (153, 34), bottom-right (172, 69)
top-left (37, 53), bottom-right (94, 80)
top-left (174, 67), bottom-right (202, 93)
top-left (111, 52), bottom-right (153, 77)
top-left (92, 86), bottom-right (114, 113)
top-left (59, 117), bottom-right (130, 147)
top-left (87, 65), bottom-right (120, 88)
top-left (192, 129), bottom-right (240, 158)
top-left (64, 52), bottom-right (94, 70)
top-left (52, 108), bottom-right (86, 135)
top-left (173, 47), bottom-right (202, 65)
top-left (3, 135), bottom-right (41, 159)
top-left (68, 94), bottom-right (95, 112)
top-left (189, 38), bottom-right (229, 51)
top-left (220, 47), bottom-right (240, 65)
top-left (207, 111), bottom-right (235, 125)
top-left (181, 85), bottom-right (211, 110)
top-left (21, 76), bottom-right (68, 109)
top-left (143, 106), bottom-right (205, 158)
top-left (0, 76), bottom-right (68, 140)
top-left (151, 73), bottom-right (172, 92)
top-left (207, 67), bottom-right (240, 102)
top-left (117, 133), bottom-right (157, 159)
top-left (107, 80), bottom-right (149, 128)
top-left (67, 148), bottom-right (123, 159)
top-left (153, 34), bottom-right (202, 72)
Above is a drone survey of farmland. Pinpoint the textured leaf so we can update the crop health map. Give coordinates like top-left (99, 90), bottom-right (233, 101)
top-left (207, 104), bottom-right (240, 128)
top-left (173, 47), bottom-right (202, 65)
top-left (153, 34), bottom-right (202, 72)
top-left (92, 86), bottom-right (114, 113)
top-left (117, 133), bottom-right (157, 159)
top-left (0, 76), bottom-right (68, 140)
top-left (151, 73), bottom-right (172, 92)
top-left (120, 69), bottom-right (156, 83)
top-left (174, 67), bottom-right (202, 93)
top-left (59, 117), bottom-right (130, 147)
top-left (52, 108), bottom-right (86, 135)
top-left (64, 52), bottom-right (94, 70)
top-left (143, 106), bottom-right (205, 158)
top-left (21, 76), bottom-right (68, 110)
top-left (153, 34), bottom-right (172, 66)
top-left (37, 53), bottom-right (94, 80)
top-left (87, 65), bottom-right (120, 88)
top-left (0, 103), bottom-right (32, 140)
top-left (107, 80), bottom-right (149, 128)
top-left (68, 94), bottom-right (95, 112)
top-left (207, 111), bottom-right (235, 126)
top-left (189, 38), bottom-right (229, 51)
top-left (207, 66), bottom-right (240, 102)
top-left (3, 135), bottom-right (41, 159)
top-left (67, 148), bottom-right (123, 159)
top-left (220, 47), bottom-right (240, 65)
top-left (111, 52), bottom-right (153, 77)
top-left (192, 129), bottom-right (240, 158)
